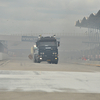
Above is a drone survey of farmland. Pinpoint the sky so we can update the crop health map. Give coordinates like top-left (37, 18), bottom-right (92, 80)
top-left (0, 0), bottom-right (100, 35)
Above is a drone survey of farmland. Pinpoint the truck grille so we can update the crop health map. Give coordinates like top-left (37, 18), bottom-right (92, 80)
top-left (45, 50), bottom-right (52, 55)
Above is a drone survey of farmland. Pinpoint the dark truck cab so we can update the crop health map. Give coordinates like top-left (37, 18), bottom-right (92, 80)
top-left (34, 35), bottom-right (60, 64)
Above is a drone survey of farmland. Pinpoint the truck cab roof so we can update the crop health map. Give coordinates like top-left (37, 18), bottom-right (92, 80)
top-left (37, 36), bottom-right (56, 42)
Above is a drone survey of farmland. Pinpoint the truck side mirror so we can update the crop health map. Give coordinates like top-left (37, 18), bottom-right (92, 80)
top-left (36, 42), bottom-right (38, 47)
top-left (58, 41), bottom-right (60, 47)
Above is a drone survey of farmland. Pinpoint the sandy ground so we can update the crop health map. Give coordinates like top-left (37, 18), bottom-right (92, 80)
top-left (0, 58), bottom-right (100, 100)
top-left (0, 58), bottom-right (100, 72)
top-left (0, 92), bottom-right (100, 100)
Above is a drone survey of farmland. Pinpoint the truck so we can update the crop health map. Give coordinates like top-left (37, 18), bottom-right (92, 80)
top-left (33, 35), bottom-right (60, 64)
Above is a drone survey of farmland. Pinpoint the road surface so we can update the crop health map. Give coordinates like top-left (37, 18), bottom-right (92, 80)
top-left (0, 58), bottom-right (100, 100)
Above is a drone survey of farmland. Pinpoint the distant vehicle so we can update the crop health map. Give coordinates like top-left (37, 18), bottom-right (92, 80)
top-left (33, 35), bottom-right (60, 64)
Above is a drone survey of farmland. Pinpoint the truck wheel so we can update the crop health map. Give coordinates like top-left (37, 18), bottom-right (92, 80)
top-left (38, 60), bottom-right (40, 63)
top-left (55, 61), bottom-right (58, 64)
top-left (34, 58), bottom-right (36, 63)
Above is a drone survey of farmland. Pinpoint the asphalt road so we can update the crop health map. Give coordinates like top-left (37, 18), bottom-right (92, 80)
top-left (0, 70), bottom-right (100, 93)
top-left (0, 58), bottom-right (100, 100)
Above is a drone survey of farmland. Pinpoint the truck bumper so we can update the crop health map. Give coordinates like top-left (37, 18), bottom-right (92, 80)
top-left (39, 56), bottom-right (58, 62)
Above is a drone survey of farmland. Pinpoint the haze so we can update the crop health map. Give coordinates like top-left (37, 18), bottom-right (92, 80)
top-left (0, 0), bottom-right (100, 100)
top-left (0, 0), bottom-right (100, 35)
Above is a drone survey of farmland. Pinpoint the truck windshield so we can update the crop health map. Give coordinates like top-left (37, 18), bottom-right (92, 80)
top-left (39, 42), bottom-right (57, 46)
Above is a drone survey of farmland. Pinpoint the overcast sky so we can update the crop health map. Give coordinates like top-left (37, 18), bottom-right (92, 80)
top-left (0, 0), bottom-right (100, 35)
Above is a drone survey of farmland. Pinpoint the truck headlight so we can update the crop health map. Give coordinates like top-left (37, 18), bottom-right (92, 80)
top-left (53, 52), bottom-right (57, 55)
top-left (40, 58), bottom-right (42, 60)
top-left (40, 52), bottom-right (44, 55)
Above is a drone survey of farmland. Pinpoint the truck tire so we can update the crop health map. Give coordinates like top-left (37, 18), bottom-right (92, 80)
top-left (38, 60), bottom-right (40, 63)
top-left (55, 61), bottom-right (58, 64)
top-left (34, 58), bottom-right (36, 63)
